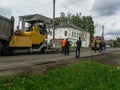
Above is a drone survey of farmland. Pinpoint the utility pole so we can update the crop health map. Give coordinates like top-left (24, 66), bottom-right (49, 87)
top-left (53, 0), bottom-right (55, 40)
top-left (53, 0), bottom-right (56, 47)
top-left (102, 26), bottom-right (104, 40)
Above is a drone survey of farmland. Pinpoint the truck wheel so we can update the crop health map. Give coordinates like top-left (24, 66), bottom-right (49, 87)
top-left (0, 42), bottom-right (2, 55)
top-left (8, 48), bottom-right (14, 56)
top-left (41, 48), bottom-right (46, 54)
top-left (91, 48), bottom-right (94, 50)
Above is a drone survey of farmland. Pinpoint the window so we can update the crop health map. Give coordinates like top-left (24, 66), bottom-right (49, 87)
top-left (84, 33), bottom-right (87, 40)
top-left (81, 33), bottom-right (82, 38)
top-left (50, 31), bottom-right (52, 36)
top-left (79, 33), bottom-right (81, 37)
top-left (77, 32), bottom-right (79, 38)
top-left (65, 31), bottom-right (67, 36)
top-left (74, 32), bottom-right (76, 38)
top-left (72, 31), bottom-right (74, 37)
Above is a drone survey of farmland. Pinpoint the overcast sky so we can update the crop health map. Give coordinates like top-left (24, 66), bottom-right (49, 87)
top-left (0, 0), bottom-right (120, 40)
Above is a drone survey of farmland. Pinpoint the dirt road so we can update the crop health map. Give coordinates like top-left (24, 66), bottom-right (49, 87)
top-left (0, 48), bottom-right (120, 76)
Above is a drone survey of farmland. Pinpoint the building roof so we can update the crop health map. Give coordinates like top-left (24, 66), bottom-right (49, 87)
top-left (56, 23), bottom-right (89, 33)
top-left (19, 14), bottom-right (51, 24)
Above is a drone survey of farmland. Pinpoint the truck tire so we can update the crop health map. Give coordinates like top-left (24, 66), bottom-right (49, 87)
top-left (41, 48), bottom-right (46, 54)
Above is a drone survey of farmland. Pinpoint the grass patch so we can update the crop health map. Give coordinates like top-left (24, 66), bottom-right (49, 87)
top-left (0, 61), bottom-right (120, 90)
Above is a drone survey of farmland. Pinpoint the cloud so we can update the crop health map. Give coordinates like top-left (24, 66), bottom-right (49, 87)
top-left (106, 32), bottom-right (120, 36)
top-left (59, 0), bottom-right (84, 6)
top-left (0, 6), bottom-right (12, 17)
top-left (94, 17), bottom-right (120, 38)
top-left (57, 0), bottom-right (93, 16)
top-left (92, 0), bottom-right (120, 17)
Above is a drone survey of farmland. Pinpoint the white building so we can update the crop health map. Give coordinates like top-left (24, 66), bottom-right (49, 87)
top-left (47, 23), bottom-right (90, 47)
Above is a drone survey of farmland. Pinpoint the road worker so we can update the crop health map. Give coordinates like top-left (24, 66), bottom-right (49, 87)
top-left (65, 38), bottom-right (70, 55)
top-left (75, 37), bottom-right (82, 58)
top-left (61, 39), bottom-right (66, 54)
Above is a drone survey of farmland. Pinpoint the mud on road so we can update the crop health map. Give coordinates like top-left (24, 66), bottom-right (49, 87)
top-left (20, 51), bottom-right (120, 76)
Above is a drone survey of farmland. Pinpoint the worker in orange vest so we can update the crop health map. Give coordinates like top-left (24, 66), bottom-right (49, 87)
top-left (61, 39), bottom-right (66, 54)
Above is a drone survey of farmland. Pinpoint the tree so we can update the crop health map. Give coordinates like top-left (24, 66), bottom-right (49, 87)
top-left (70, 13), bottom-right (82, 27)
top-left (85, 16), bottom-right (95, 43)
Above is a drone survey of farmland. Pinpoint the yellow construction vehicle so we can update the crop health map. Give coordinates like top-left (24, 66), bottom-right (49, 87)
top-left (91, 36), bottom-right (103, 51)
top-left (9, 14), bottom-right (51, 54)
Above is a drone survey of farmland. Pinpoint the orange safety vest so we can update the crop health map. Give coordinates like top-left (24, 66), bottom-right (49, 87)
top-left (61, 40), bottom-right (66, 47)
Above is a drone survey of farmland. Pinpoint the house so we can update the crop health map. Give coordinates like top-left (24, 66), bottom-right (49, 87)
top-left (47, 23), bottom-right (90, 47)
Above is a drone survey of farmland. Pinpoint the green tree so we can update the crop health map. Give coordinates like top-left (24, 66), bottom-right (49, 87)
top-left (70, 13), bottom-right (82, 27)
top-left (85, 16), bottom-right (95, 43)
